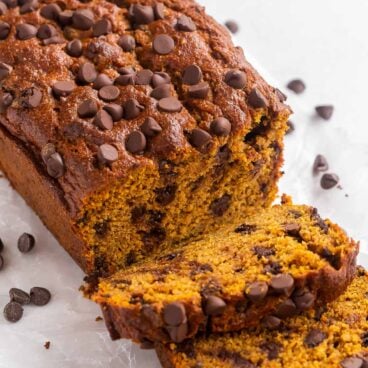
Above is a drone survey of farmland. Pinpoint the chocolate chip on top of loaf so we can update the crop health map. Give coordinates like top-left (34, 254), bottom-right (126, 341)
top-left (90, 202), bottom-right (358, 344)
top-left (0, 0), bottom-right (290, 276)
top-left (156, 267), bottom-right (368, 368)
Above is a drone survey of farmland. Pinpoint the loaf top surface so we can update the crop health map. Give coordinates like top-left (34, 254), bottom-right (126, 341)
top-left (0, 0), bottom-right (289, 213)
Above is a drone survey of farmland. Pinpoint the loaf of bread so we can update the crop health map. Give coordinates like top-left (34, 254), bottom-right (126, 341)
top-left (90, 201), bottom-right (358, 344)
top-left (156, 266), bottom-right (368, 368)
top-left (0, 0), bottom-right (290, 277)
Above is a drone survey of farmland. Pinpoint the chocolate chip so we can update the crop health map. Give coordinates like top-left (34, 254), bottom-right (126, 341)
top-left (93, 110), bottom-right (113, 130)
top-left (0, 62), bottom-right (12, 81)
top-left (0, 21), bottom-right (10, 40)
top-left (304, 328), bottom-right (327, 348)
top-left (103, 104), bottom-right (123, 122)
top-left (210, 194), bottom-right (231, 216)
top-left (176, 15), bottom-right (196, 32)
top-left (129, 4), bottom-right (155, 25)
top-left (44, 341), bottom-right (51, 349)
top-left (58, 10), bottom-right (73, 27)
top-left (98, 85), bottom-right (120, 102)
top-left (118, 34), bottom-right (136, 51)
top-left (21, 87), bottom-right (42, 108)
top-left (210, 117), bottom-right (231, 136)
top-left (235, 224), bottom-right (257, 234)
top-left (0, 2), bottom-right (6, 15)
top-left (340, 358), bottom-right (364, 368)
top-left (274, 299), bottom-right (297, 318)
top-left (40, 3), bottom-right (61, 20)
top-left (37, 24), bottom-right (57, 39)
top-left (93, 18), bottom-right (112, 37)
top-left (189, 128), bottom-right (212, 153)
top-left (152, 72), bottom-right (171, 87)
top-left (97, 144), bottom-right (118, 165)
top-left (42, 36), bottom-right (64, 46)
top-left (19, 0), bottom-right (38, 14)
top-left (126, 131), bottom-right (147, 154)
top-left (78, 62), bottom-right (97, 84)
top-left (262, 315), bottom-right (281, 330)
top-left (78, 99), bottom-right (98, 118)
top-left (52, 81), bottom-right (75, 97)
top-left (225, 70), bottom-right (246, 89)
top-left (275, 88), bottom-right (287, 102)
top-left (153, 3), bottom-right (165, 20)
top-left (270, 274), bottom-right (294, 295)
top-left (115, 72), bottom-right (136, 86)
top-left (0, 254), bottom-right (3, 270)
top-left (225, 20), bottom-right (239, 34)
top-left (124, 98), bottom-right (144, 119)
top-left (246, 282), bottom-right (268, 303)
top-left (0, 91), bottom-right (13, 112)
top-left (158, 97), bottom-right (182, 113)
top-left (287, 79), bottom-right (306, 94)
top-left (16, 23), bottom-right (38, 40)
top-left (153, 34), bottom-right (175, 55)
top-left (315, 105), bottom-right (334, 120)
top-left (72, 9), bottom-right (94, 30)
top-left (46, 152), bottom-right (65, 178)
top-left (135, 69), bottom-right (154, 85)
top-left (18, 233), bottom-right (35, 253)
top-left (141, 117), bottom-right (162, 137)
top-left (30, 287), bottom-right (51, 306)
top-left (155, 185), bottom-right (177, 205)
top-left (285, 120), bottom-right (295, 135)
top-left (91, 74), bottom-right (112, 90)
top-left (188, 82), bottom-right (210, 99)
top-left (321, 173), bottom-right (339, 189)
top-left (151, 84), bottom-right (171, 100)
top-left (261, 342), bottom-right (280, 360)
top-left (163, 302), bottom-right (186, 326)
top-left (313, 154), bottom-right (329, 174)
top-left (293, 289), bottom-right (315, 310)
top-left (66, 39), bottom-right (83, 57)
top-left (9, 288), bottom-right (31, 305)
top-left (167, 322), bottom-right (188, 343)
top-left (183, 65), bottom-right (202, 85)
top-left (284, 223), bottom-right (301, 236)
top-left (204, 296), bottom-right (226, 316)
top-left (3, 302), bottom-right (23, 323)
top-left (248, 88), bottom-right (268, 108)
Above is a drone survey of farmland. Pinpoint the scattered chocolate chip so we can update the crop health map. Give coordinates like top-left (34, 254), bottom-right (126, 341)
top-left (0, 21), bottom-right (10, 40)
top-left (189, 128), bottom-right (212, 153)
top-left (183, 65), bottom-right (202, 85)
top-left (93, 74), bottom-right (113, 90)
top-left (3, 302), bottom-right (23, 323)
top-left (153, 3), bottom-right (165, 20)
top-left (262, 315), bottom-right (281, 330)
top-left (167, 322), bottom-right (188, 343)
top-left (135, 69), bottom-right (154, 85)
top-left (163, 302), bottom-right (186, 326)
top-left (320, 173), bottom-right (339, 189)
top-left (66, 39), bottom-right (83, 57)
top-left (152, 72), bottom-right (171, 87)
top-left (44, 341), bottom-right (51, 349)
top-left (151, 84), bottom-right (171, 100)
top-left (274, 299), bottom-right (297, 318)
top-left (30, 287), bottom-right (51, 306)
top-left (287, 79), bottom-right (306, 94)
top-left (93, 110), bottom-right (113, 130)
top-left (40, 3), bottom-right (61, 20)
top-left (313, 154), bottom-right (329, 174)
top-left (103, 104), bottom-right (123, 122)
top-left (124, 98), bottom-right (144, 119)
top-left (21, 87), bottom-right (42, 108)
top-left (72, 9), bottom-right (94, 30)
top-left (16, 23), bottom-right (38, 40)
top-left (153, 34), bottom-right (175, 55)
top-left (17, 233), bottom-right (35, 253)
top-left (235, 224), bottom-right (257, 234)
top-left (246, 282), bottom-right (268, 303)
top-left (225, 69), bottom-right (246, 89)
top-left (340, 357), bottom-right (364, 368)
top-left (315, 105), bottom-right (334, 120)
top-left (286, 120), bottom-right (295, 134)
top-left (304, 328), bottom-right (327, 348)
top-left (141, 117), bottom-right (162, 137)
top-left (158, 97), bottom-right (182, 113)
top-left (248, 88), bottom-right (268, 108)
top-left (284, 223), bottom-right (301, 236)
top-left (210, 117), bottom-right (231, 136)
top-left (9, 288), bottom-right (31, 305)
top-left (210, 194), bottom-right (231, 216)
top-left (37, 24), bottom-right (57, 40)
top-left (176, 15), bottom-right (196, 32)
top-left (129, 4), bottom-right (155, 25)
top-left (46, 152), bottom-right (65, 178)
top-left (225, 20), bottom-right (239, 34)
top-left (261, 342), bottom-right (280, 360)
top-left (188, 82), bottom-right (210, 99)
top-left (0, 62), bottom-right (12, 81)
top-left (126, 131), bottom-right (147, 154)
top-left (118, 34), bottom-right (136, 51)
top-left (204, 296), bottom-right (226, 316)
top-left (93, 18), bottom-right (112, 37)
top-left (270, 274), bottom-right (294, 295)
top-left (52, 81), bottom-right (75, 97)
top-left (97, 144), bottom-right (118, 165)
top-left (98, 85), bottom-right (120, 102)
top-left (58, 10), bottom-right (74, 27)
top-left (78, 62), bottom-right (97, 84)
top-left (78, 99), bottom-right (98, 118)
top-left (293, 289), bottom-right (315, 310)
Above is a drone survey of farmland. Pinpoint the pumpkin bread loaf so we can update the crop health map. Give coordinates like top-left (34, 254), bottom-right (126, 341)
top-left (90, 201), bottom-right (358, 344)
top-left (0, 0), bottom-right (290, 277)
top-left (156, 267), bottom-right (368, 368)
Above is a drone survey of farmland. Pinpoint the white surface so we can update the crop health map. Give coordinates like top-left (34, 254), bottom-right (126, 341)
top-left (1, 1), bottom-right (368, 367)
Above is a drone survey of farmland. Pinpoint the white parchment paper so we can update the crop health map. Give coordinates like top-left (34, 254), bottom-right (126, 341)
top-left (1, 0), bottom-right (368, 367)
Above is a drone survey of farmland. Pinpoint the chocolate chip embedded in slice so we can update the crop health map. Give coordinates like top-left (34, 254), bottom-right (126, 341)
top-left (78, 62), bottom-right (98, 84)
top-left (141, 117), bottom-right (162, 137)
top-left (0, 21), bottom-right (10, 40)
top-left (66, 39), bottom-right (83, 57)
top-left (225, 20), bottom-right (239, 34)
top-left (129, 4), bottom-right (155, 25)
top-left (93, 110), bottom-right (113, 131)
top-left (52, 81), bottom-right (75, 97)
top-left (97, 144), bottom-right (119, 165)
top-left (315, 105), bottom-right (334, 120)
top-left (270, 274), bottom-right (294, 295)
top-left (284, 223), bottom-right (301, 236)
top-left (9, 288), bottom-right (31, 305)
top-left (135, 69), bottom-right (154, 85)
top-left (153, 34), bottom-right (175, 55)
top-left (293, 289), bottom-right (315, 311)
top-left (3, 302), bottom-right (23, 323)
top-left (274, 299), bottom-right (297, 318)
top-left (17, 233), bottom-right (35, 253)
top-left (93, 18), bottom-right (112, 37)
top-left (340, 357), bottom-right (364, 368)
top-left (235, 224), bottom-right (257, 234)
top-left (304, 329), bottom-right (327, 348)
top-left (188, 82), bottom-right (210, 99)
top-left (0, 62), bottom-right (12, 81)
top-left (118, 34), bottom-right (136, 52)
top-left (210, 194), bottom-right (231, 217)
top-left (30, 287), bottom-right (51, 306)
top-left (210, 117), bottom-right (231, 137)
top-left (37, 24), bottom-right (57, 40)
top-left (176, 15), bottom-right (196, 32)
top-left (103, 104), bottom-right (123, 122)
top-left (183, 65), bottom-right (202, 85)
top-left (158, 97), bottom-right (182, 113)
top-left (246, 282), bottom-right (268, 303)
top-left (204, 296), bottom-right (226, 316)
top-left (320, 173), bottom-right (339, 190)
top-left (151, 84), bottom-right (171, 100)
top-left (248, 88), bottom-right (268, 109)
top-left (40, 3), bottom-right (61, 20)
top-left (166, 322), bottom-right (188, 343)
top-left (125, 131), bottom-right (147, 154)
top-left (16, 23), bottom-right (38, 40)
top-left (46, 152), bottom-right (65, 178)
top-left (313, 154), bottom-right (329, 174)
top-left (42, 36), bottom-right (64, 46)
top-left (72, 9), bottom-right (94, 31)
top-left (21, 87), bottom-right (42, 108)
top-left (152, 72), bottom-right (171, 87)
top-left (93, 74), bottom-right (113, 90)
top-left (0, 91), bottom-right (13, 112)
top-left (77, 99), bottom-right (98, 118)
top-left (98, 85), bottom-right (120, 102)
top-left (163, 302), bottom-right (187, 326)
top-left (124, 98), bottom-right (144, 119)
top-left (225, 69), bottom-right (247, 89)
top-left (58, 10), bottom-right (74, 27)
top-left (262, 315), bottom-right (281, 330)
top-left (189, 128), bottom-right (212, 153)
top-left (287, 79), bottom-right (306, 94)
